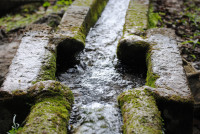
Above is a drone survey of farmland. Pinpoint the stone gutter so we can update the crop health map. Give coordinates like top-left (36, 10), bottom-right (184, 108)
top-left (0, 0), bottom-right (109, 133)
top-left (117, 0), bottom-right (194, 133)
top-left (54, 0), bottom-right (109, 64)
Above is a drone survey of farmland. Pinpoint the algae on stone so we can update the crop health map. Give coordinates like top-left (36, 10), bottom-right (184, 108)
top-left (55, 0), bottom-right (109, 60)
top-left (124, 0), bottom-right (149, 34)
top-left (117, 0), bottom-right (149, 65)
top-left (147, 3), bottom-right (162, 28)
top-left (19, 81), bottom-right (74, 134)
top-left (37, 51), bottom-right (57, 81)
top-left (118, 87), bottom-right (163, 134)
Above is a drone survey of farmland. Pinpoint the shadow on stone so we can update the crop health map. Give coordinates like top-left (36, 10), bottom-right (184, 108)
top-left (0, 97), bottom-right (31, 133)
top-left (117, 40), bottom-right (149, 67)
top-left (156, 99), bottom-right (193, 134)
top-left (56, 38), bottom-right (84, 73)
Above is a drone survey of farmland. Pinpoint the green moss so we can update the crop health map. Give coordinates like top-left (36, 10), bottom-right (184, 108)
top-left (72, 0), bottom-right (108, 42)
top-left (73, 0), bottom-right (94, 7)
top-left (71, 0), bottom-right (108, 47)
top-left (19, 96), bottom-right (70, 133)
top-left (124, 0), bottom-right (149, 33)
top-left (88, 0), bottom-right (108, 30)
top-left (70, 26), bottom-right (86, 45)
top-left (0, 13), bottom-right (43, 32)
top-left (145, 50), bottom-right (160, 87)
top-left (118, 88), bottom-right (163, 134)
top-left (0, 1), bottom-right (72, 32)
top-left (38, 52), bottom-right (56, 81)
top-left (12, 89), bottom-right (26, 96)
top-left (147, 4), bottom-right (162, 29)
top-left (28, 81), bottom-right (74, 104)
top-left (19, 81), bottom-right (74, 134)
top-left (8, 127), bottom-right (22, 134)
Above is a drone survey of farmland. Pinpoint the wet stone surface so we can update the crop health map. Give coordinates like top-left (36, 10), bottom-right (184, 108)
top-left (57, 0), bottom-right (146, 133)
top-left (1, 24), bottom-right (51, 93)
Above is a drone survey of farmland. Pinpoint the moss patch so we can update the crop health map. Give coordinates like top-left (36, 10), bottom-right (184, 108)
top-left (145, 49), bottom-right (160, 87)
top-left (124, 0), bottom-right (149, 33)
top-left (147, 3), bottom-right (162, 29)
top-left (36, 51), bottom-right (57, 82)
top-left (0, 2), bottom-right (72, 32)
top-left (118, 88), bottom-right (163, 134)
top-left (19, 81), bottom-right (74, 134)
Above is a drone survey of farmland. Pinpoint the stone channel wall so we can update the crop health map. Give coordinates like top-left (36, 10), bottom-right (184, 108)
top-left (117, 0), bottom-right (194, 133)
top-left (55, 0), bottom-right (109, 65)
top-left (0, 0), bottom-right (108, 133)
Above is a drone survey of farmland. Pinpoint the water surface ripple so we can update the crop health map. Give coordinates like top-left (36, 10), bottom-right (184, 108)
top-left (57, 0), bottom-right (146, 133)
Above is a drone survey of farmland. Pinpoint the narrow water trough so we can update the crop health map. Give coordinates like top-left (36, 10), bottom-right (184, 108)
top-left (0, 0), bottom-right (195, 133)
top-left (56, 0), bottom-right (147, 133)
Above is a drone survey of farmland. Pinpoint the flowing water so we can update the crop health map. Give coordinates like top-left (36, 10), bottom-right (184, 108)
top-left (57, 0), bottom-right (146, 133)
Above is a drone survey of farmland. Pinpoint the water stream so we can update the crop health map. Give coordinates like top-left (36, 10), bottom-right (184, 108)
top-left (57, 0), bottom-right (146, 133)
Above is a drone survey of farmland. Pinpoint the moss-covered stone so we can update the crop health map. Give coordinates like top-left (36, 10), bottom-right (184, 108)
top-left (145, 29), bottom-right (194, 134)
top-left (124, 0), bottom-right (149, 34)
top-left (117, 0), bottom-right (149, 65)
top-left (18, 80), bottom-right (74, 134)
top-left (145, 49), bottom-right (159, 88)
top-left (118, 87), bottom-right (163, 134)
top-left (38, 52), bottom-right (57, 81)
top-left (147, 3), bottom-right (162, 29)
top-left (55, 0), bottom-right (109, 61)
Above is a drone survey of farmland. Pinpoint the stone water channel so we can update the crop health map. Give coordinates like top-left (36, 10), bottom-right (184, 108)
top-left (56, 0), bottom-right (146, 133)
top-left (0, 0), bottom-right (196, 133)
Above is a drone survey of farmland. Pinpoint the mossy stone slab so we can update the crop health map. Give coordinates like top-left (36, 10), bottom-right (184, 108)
top-left (19, 80), bottom-right (74, 134)
top-left (117, 0), bottom-right (149, 64)
top-left (55, 0), bottom-right (109, 59)
top-left (118, 87), bottom-right (163, 134)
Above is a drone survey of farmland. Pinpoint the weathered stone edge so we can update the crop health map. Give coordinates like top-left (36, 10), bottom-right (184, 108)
top-left (15, 80), bottom-right (74, 134)
top-left (118, 87), bottom-right (163, 134)
top-left (117, 0), bottom-right (149, 64)
top-left (54, 0), bottom-right (109, 54)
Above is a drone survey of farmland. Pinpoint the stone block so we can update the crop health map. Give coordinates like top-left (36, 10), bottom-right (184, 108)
top-left (0, 24), bottom-right (55, 95)
top-left (117, 0), bottom-right (149, 65)
top-left (118, 87), bottom-right (163, 134)
top-left (55, 0), bottom-right (109, 62)
top-left (18, 80), bottom-right (74, 134)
